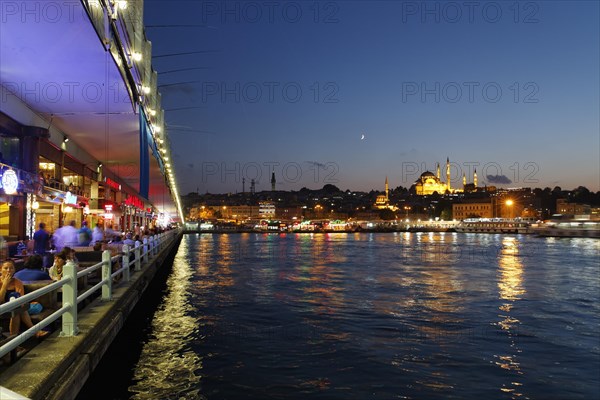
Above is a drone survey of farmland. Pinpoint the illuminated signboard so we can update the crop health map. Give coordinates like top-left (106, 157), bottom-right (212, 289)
top-left (104, 177), bottom-right (121, 191)
top-left (65, 191), bottom-right (78, 205)
top-left (1, 170), bottom-right (19, 195)
top-left (103, 204), bottom-right (114, 219)
top-left (125, 195), bottom-right (144, 210)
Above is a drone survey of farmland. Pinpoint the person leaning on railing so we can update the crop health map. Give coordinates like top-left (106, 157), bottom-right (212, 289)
top-left (0, 260), bottom-right (48, 337)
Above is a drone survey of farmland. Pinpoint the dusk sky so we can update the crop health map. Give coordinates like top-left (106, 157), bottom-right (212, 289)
top-left (144, 1), bottom-right (599, 195)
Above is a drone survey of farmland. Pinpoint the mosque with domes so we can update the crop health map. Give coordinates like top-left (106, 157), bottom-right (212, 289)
top-left (414, 158), bottom-right (478, 196)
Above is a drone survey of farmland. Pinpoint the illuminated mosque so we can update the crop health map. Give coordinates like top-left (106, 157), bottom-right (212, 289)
top-left (414, 158), bottom-right (478, 195)
top-left (374, 177), bottom-right (398, 210)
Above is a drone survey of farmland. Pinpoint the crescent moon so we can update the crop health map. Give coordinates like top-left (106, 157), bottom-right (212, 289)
top-left (360, 134), bottom-right (365, 140)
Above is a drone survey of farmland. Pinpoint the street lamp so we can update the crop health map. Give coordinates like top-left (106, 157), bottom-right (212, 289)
top-left (505, 199), bottom-right (513, 219)
top-left (315, 204), bottom-right (323, 218)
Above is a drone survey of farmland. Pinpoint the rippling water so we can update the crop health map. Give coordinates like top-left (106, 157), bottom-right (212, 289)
top-left (127, 233), bottom-right (599, 399)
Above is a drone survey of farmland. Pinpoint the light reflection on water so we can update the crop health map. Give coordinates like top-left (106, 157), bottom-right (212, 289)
top-left (128, 239), bottom-right (203, 400)
top-left (127, 233), bottom-right (599, 399)
top-left (495, 237), bottom-right (525, 398)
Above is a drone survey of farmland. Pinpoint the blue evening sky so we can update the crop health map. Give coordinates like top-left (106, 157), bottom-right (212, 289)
top-left (144, 1), bottom-right (599, 194)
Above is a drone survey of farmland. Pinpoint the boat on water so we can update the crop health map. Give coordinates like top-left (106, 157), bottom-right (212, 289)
top-left (455, 218), bottom-right (534, 234)
top-left (533, 217), bottom-right (600, 238)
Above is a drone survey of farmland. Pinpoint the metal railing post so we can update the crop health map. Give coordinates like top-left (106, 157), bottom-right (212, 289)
top-left (134, 241), bottom-right (141, 271)
top-left (143, 238), bottom-right (149, 264)
top-left (60, 260), bottom-right (79, 336)
top-left (122, 245), bottom-right (130, 282)
top-left (152, 235), bottom-right (157, 256)
top-left (102, 250), bottom-right (112, 300)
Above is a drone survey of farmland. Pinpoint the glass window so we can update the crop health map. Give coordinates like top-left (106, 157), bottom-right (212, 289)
top-left (0, 137), bottom-right (20, 167)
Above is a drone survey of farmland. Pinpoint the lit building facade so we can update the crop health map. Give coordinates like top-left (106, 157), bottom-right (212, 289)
top-left (259, 202), bottom-right (276, 219)
top-left (452, 201), bottom-right (493, 220)
top-left (222, 206), bottom-right (260, 220)
top-left (556, 199), bottom-right (591, 216)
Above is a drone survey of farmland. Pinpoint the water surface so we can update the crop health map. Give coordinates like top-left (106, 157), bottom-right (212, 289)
top-left (117, 233), bottom-right (598, 399)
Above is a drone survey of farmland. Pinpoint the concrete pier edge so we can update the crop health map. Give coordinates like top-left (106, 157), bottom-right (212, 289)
top-left (0, 232), bottom-right (183, 400)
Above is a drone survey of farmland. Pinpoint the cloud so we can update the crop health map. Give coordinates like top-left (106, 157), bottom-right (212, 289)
top-left (486, 175), bottom-right (512, 184)
top-left (398, 148), bottom-right (419, 157)
top-left (159, 82), bottom-right (198, 96)
top-left (304, 161), bottom-right (326, 169)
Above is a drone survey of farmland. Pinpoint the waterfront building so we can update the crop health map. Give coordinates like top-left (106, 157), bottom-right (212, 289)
top-left (259, 202), bottom-right (276, 219)
top-left (452, 200), bottom-right (493, 220)
top-left (276, 207), bottom-right (303, 221)
top-left (222, 205), bottom-right (260, 220)
top-left (556, 199), bottom-right (592, 216)
top-left (0, 0), bottom-right (184, 242)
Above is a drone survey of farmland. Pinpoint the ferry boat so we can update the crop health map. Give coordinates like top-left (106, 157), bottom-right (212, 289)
top-left (455, 218), bottom-right (534, 234)
top-left (533, 218), bottom-right (600, 238)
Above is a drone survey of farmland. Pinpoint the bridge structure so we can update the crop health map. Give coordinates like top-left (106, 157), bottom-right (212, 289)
top-left (0, 0), bottom-right (184, 240)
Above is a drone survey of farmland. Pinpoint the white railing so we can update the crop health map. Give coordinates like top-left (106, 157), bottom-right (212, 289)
top-left (0, 229), bottom-right (180, 359)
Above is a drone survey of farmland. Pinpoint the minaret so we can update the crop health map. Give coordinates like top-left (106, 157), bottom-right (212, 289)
top-left (446, 157), bottom-right (451, 192)
top-left (473, 168), bottom-right (478, 188)
top-left (462, 172), bottom-right (466, 187)
top-left (436, 163), bottom-right (440, 179)
top-left (271, 169), bottom-right (276, 191)
top-left (385, 176), bottom-right (389, 201)
top-left (242, 178), bottom-right (245, 193)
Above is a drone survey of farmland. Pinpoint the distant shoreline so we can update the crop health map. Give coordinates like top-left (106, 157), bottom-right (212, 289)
top-left (184, 228), bottom-right (457, 234)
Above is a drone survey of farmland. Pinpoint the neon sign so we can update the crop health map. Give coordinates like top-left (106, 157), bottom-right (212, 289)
top-left (125, 195), bottom-right (144, 209)
top-left (1, 170), bottom-right (19, 195)
top-left (104, 177), bottom-right (121, 191)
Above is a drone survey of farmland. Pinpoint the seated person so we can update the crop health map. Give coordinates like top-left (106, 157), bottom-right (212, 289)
top-left (48, 253), bottom-right (66, 281)
top-left (14, 255), bottom-right (51, 281)
top-left (61, 247), bottom-right (79, 265)
top-left (123, 233), bottom-right (136, 246)
top-left (0, 260), bottom-right (48, 337)
top-left (105, 238), bottom-right (124, 256)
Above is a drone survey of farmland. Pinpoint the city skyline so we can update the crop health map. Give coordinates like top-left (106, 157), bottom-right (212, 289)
top-left (176, 157), bottom-right (587, 195)
top-left (144, 1), bottom-right (599, 194)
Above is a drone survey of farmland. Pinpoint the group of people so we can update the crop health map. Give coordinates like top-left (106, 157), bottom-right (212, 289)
top-left (36, 220), bottom-right (89, 253)
top-left (32, 221), bottom-right (127, 256)
top-left (0, 247), bottom-right (78, 340)
top-left (1, 222), bottom-right (170, 343)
